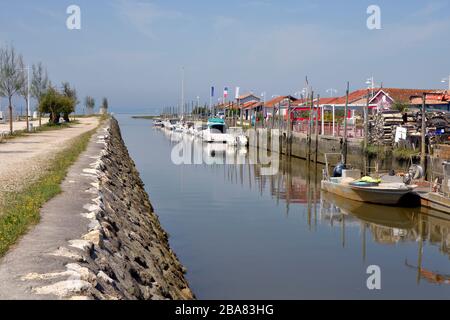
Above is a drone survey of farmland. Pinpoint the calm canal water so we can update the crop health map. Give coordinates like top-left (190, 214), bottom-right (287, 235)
top-left (117, 115), bottom-right (450, 299)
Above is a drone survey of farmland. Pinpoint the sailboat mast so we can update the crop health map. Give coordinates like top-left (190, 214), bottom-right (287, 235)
top-left (181, 67), bottom-right (185, 119)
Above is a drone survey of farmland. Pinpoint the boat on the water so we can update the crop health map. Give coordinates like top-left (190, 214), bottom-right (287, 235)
top-left (153, 119), bottom-right (163, 127)
top-left (227, 127), bottom-right (249, 147)
top-left (321, 154), bottom-right (418, 207)
top-left (201, 118), bottom-right (249, 146)
top-left (418, 160), bottom-right (450, 215)
top-left (162, 119), bottom-right (178, 130)
top-left (201, 118), bottom-right (233, 143)
top-left (321, 178), bottom-right (417, 206)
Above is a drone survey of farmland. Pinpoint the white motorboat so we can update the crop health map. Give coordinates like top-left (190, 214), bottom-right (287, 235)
top-left (227, 127), bottom-right (248, 147)
top-left (202, 118), bottom-right (233, 143)
top-left (163, 119), bottom-right (178, 131)
top-left (194, 124), bottom-right (207, 137)
top-left (153, 119), bottom-right (163, 127)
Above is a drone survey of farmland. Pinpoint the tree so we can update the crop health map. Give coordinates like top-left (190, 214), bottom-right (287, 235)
top-left (39, 87), bottom-right (75, 124)
top-left (0, 45), bottom-right (26, 134)
top-left (31, 62), bottom-right (49, 126)
top-left (61, 82), bottom-right (78, 122)
top-left (391, 101), bottom-right (409, 113)
top-left (84, 96), bottom-right (95, 115)
top-left (18, 59), bottom-right (30, 131)
top-left (101, 97), bottom-right (108, 112)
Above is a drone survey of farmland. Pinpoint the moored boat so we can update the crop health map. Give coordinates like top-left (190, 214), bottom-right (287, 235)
top-left (418, 161), bottom-right (450, 215)
top-left (321, 178), bottom-right (417, 206)
top-left (321, 154), bottom-right (418, 207)
top-left (153, 119), bottom-right (163, 127)
top-left (227, 127), bottom-right (249, 147)
top-left (202, 118), bottom-right (233, 143)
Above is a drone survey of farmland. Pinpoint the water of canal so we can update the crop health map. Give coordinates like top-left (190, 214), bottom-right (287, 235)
top-left (118, 115), bottom-right (450, 299)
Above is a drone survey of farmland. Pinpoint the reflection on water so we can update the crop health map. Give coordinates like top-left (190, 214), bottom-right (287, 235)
top-left (119, 115), bottom-right (450, 299)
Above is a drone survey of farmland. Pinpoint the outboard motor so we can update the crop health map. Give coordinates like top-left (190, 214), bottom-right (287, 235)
top-left (332, 163), bottom-right (346, 178)
top-left (403, 164), bottom-right (424, 185)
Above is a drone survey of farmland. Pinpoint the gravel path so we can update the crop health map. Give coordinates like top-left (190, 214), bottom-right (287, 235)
top-left (0, 118), bottom-right (99, 196)
top-left (0, 118), bottom-right (46, 134)
top-left (0, 125), bottom-right (106, 299)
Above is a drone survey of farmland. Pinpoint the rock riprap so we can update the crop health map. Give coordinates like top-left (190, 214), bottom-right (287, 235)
top-left (87, 118), bottom-right (194, 299)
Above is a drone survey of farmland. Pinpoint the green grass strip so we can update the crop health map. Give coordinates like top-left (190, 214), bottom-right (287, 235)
top-left (0, 127), bottom-right (97, 257)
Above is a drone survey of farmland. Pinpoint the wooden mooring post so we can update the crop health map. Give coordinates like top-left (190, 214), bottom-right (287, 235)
top-left (420, 92), bottom-right (426, 171)
top-left (315, 94), bottom-right (320, 165)
top-left (287, 98), bottom-right (292, 157)
top-left (343, 82), bottom-right (349, 166)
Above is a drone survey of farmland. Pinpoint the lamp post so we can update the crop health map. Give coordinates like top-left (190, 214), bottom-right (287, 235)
top-left (326, 88), bottom-right (337, 97)
top-left (196, 96), bottom-right (200, 119)
top-left (366, 76), bottom-right (375, 96)
top-left (441, 75), bottom-right (450, 91)
top-left (261, 92), bottom-right (266, 127)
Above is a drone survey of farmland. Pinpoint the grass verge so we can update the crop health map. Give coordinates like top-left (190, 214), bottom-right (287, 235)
top-left (131, 115), bottom-right (157, 120)
top-left (0, 127), bottom-right (98, 257)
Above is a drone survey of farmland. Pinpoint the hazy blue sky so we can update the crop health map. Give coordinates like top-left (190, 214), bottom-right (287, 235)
top-left (0, 0), bottom-right (449, 113)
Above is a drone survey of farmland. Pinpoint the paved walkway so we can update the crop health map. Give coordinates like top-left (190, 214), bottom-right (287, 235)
top-left (0, 123), bottom-right (106, 299)
top-left (0, 117), bottom-right (99, 194)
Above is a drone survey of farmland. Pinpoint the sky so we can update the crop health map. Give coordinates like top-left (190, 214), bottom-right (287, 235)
top-left (0, 0), bottom-right (449, 114)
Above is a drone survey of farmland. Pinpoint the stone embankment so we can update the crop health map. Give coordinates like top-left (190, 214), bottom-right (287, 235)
top-left (74, 118), bottom-right (194, 299)
top-left (87, 118), bottom-right (194, 299)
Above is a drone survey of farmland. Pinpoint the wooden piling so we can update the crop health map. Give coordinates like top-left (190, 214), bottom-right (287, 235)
top-left (420, 92), bottom-right (426, 170)
top-left (343, 82), bottom-right (349, 166)
top-left (287, 98), bottom-right (292, 157)
top-left (315, 94), bottom-right (320, 165)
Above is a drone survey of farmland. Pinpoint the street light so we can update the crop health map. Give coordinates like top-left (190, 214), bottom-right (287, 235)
top-left (366, 76), bottom-right (376, 96)
top-left (326, 88), bottom-right (338, 97)
top-left (441, 75), bottom-right (450, 91)
top-left (261, 92), bottom-right (266, 102)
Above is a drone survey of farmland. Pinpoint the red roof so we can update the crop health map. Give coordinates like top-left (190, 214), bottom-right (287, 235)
top-left (264, 95), bottom-right (298, 108)
top-left (330, 88), bottom-right (440, 105)
top-left (317, 97), bottom-right (340, 105)
top-left (332, 89), bottom-right (371, 105)
top-left (380, 88), bottom-right (438, 103)
top-left (410, 90), bottom-right (450, 105)
top-left (241, 101), bottom-right (261, 110)
top-left (238, 93), bottom-right (260, 101)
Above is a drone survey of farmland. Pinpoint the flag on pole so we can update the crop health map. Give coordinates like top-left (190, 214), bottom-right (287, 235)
top-left (211, 86), bottom-right (215, 97)
top-left (235, 87), bottom-right (240, 100)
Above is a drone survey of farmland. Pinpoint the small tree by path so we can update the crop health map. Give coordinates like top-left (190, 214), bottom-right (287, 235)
top-left (39, 87), bottom-right (75, 124)
top-left (0, 45), bottom-right (26, 134)
top-left (18, 59), bottom-right (30, 132)
top-left (84, 96), bottom-right (95, 115)
top-left (100, 97), bottom-right (108, 114)
top-left (31, 62), bottom-right (50, 127)
top-left (62, 82), bottom-right (78, 122)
